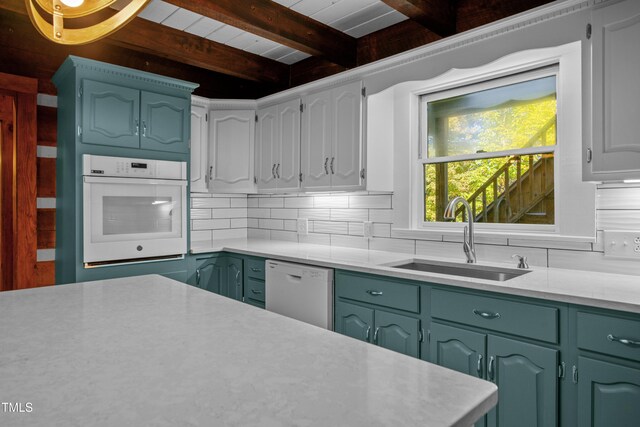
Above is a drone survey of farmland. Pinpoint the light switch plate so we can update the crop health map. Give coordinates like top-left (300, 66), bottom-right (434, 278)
top-left (297, 218), bottom-right (308, 235)
top-left (603, 230), bottom-right (640, 260)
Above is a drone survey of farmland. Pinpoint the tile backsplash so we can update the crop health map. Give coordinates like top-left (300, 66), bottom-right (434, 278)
top-left (190, 185), bottom-right (640, 275)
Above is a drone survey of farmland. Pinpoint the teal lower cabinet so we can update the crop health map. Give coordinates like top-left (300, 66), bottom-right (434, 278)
top-left (334, 300), bottom-right (420, 357)
top-left (430, 322), bottom-right (486, 380)
top-left (243, 256), bottom-right (266, 309)
top-left (189, 254), bottom-right (243, 301)
top-left (577, 357), bottom-right (640, 427)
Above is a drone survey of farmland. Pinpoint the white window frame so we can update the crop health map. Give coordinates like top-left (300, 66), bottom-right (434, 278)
top-left (418, 66), bottom-right (559, 233)
top-left (387, 42), bottom-right (596, 242)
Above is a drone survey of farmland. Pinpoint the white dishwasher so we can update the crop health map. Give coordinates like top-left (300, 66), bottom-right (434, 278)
top-left (265, 260), bottom-right (333, 330)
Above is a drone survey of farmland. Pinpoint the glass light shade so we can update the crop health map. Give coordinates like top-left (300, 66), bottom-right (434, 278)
top-left (60, 0), bottom-right (84, 7)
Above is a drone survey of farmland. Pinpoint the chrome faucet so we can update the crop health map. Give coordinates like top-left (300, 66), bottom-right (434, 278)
top-left (444, 196), bottom-right (477, 263)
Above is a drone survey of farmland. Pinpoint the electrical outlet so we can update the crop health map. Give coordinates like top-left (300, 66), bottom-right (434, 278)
top-left (363, 221), bottom-right (373, 238)
top-left (297, 218), bottom-right (308, 235)
top-left (604, 231), bottom-right (640, 260)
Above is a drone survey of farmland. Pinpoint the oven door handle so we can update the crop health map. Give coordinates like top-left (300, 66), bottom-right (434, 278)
top-left (83, 176), bottom-right (188, 186)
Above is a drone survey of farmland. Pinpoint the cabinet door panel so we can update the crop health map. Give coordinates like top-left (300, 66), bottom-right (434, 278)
top-left (301, 91), bottom-right (332, 190)
top-left (331, 81), bottom-right (362, 189)
top-left (256, 106), bottom-right (278, 191)
top-left (141, 91), bottom-right (189, 153)
top-left (487, 336), bottom-right (557, 427)
top-left (194, 258), bottom-right (223, 294)
top-left (578, 357), bottom-right (640, 427)
top-left (226, 257), bottom-right (243, 301)
top-left (375, 311), bottom-right (419, 358)
top-left (81, 80), bottom-right (140, 148)
top-left (335, 301), bottom-right (373, 343)
top-left (589, 0), bottom-right (640, 178)
top-left (190, 103), bottom-right (209, 192)
top-left (210, 110), bottom-right (255, 192)
top-left (277, 99), bottom-right (301, 192)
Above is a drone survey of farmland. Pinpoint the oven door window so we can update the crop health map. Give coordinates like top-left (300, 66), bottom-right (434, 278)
top-left (89, 182), bottom-right (183, 242)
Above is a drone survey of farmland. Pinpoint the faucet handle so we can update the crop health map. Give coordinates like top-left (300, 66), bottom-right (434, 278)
top-left (512, 254), bottom-right (529, 269)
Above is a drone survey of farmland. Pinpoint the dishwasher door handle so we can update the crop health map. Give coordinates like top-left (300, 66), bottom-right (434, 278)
top-left (287, 274), bottom-right (302, 280)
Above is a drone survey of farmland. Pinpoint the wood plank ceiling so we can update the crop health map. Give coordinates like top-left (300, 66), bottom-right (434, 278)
top-left (0, 0), bottom-right (553, 99)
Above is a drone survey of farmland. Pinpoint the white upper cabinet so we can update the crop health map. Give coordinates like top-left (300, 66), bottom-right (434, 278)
top-left (190, 101), bottom-right (209, 193)
top-left (585, 0), bottom-right (640, 181)
top-left (209, 110), bottom-right (256, 193)
top-left (256, 99), bottom-right (301, 192)
top-left (301, 81), bottom-right (364, 192)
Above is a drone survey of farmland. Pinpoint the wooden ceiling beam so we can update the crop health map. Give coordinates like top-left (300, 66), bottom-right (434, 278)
top-left (0, 0), bottom-right (289, 85)
top-left (381, 0), bottom-right (455, 36)
top-left (164, 0), bottom-right (357, 68)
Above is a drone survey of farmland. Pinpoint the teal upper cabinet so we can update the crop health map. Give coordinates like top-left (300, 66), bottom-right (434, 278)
top-left (140, 91), bottom-right (190, 153)
top-left (81, 80), bottom-right (140, 149)
top-left (585, 0), bottom-right (640, 181)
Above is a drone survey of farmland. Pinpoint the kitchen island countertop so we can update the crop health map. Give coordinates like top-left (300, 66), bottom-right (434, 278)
top-left (192, 238), bottom-right (640, 314)
top-left (0, 275), bottom-right (496, 427)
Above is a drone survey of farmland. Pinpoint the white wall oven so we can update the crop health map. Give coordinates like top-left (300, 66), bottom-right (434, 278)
top-left (83, 155), bottom-right (187, 266)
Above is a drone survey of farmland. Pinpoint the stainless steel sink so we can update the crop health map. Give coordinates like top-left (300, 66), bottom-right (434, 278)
top-left (386, 259), bottom-right (531, 281)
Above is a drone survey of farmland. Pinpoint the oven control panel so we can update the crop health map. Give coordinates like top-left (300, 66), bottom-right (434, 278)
top-left (82, 154), bottom-right (186, 180)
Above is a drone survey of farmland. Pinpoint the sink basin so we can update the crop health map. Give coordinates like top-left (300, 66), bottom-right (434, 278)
top-left (386, 259), bottom-right (531, 282)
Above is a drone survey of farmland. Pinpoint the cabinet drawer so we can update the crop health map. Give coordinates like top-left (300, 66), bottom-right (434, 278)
top-left (577, 312), bottom-right (640, 362)
top-left (335, 271), bottom-right (419, 313)
top-left (245, 277), bottom-right (265, 303)
top-left (244, 258), bottom-right (265, 280)
top-left (431, 289), bottom-right (558, 343)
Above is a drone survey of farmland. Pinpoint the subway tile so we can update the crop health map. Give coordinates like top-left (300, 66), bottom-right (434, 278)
top-left (212, 208), bottom-right (247, 219)
top-left (312, 221), bottom-right (348, 235)
top-left (190, 209), bottom-right (211, 220)
top-left (299, 233), bottom-right (331, 246)
top-left (597, 210), bottom-right (640, 230)
top-left (190, 193), bottom-right (212, 198)
top-left (508, 238), bottom-right (592, 251)
top-left (369, 209), bottom-right (393, 223)
top-left (230, 218), bottom-right (248, 228)
top-left (416, 240), bottom-right (548, 267)
top-left (190, 230), bottom-right (212, 242)
top-left (549, 249), bottom-right (640, 275)
top-left (248, 208), bottom-right (271, 218)
top-left (331, 209), bottom-right (368, 222)
top-left (259, 197), bottom-right (284, 208)
top-left (349, 195), bottom-right (392, 209)
top-left (331, 235), bottom-right (369, 250)
top-left (372, 223), bottom-right (391, 238)
top-left (248, 228), bottom-right (270, 239)
top-left (284, 196), bottom-right (314, 208)
top-left (247, 218), bottom-right (259, 228)
top-left (191, 197), bottom-right (230, 209)
top-left (314, 195), bottom-right (349, 208)
top-left (271, 208), bottom-right (299, 219)
top-left (348, 222), bottom-right (364, 236)
top-left (444, 233), bottom-right (508, 246)
top-left (247, 197), bottom-right (260, 208)
top-left (259, 219), bottom-right (284, 230)
top-left (230, 198), bottom-right (248, 208)
top-left (192, 219), bottom-right (231, 230)
top-left (284, 219), bottom-right (297, 231)
top-left (369, 238), bottom-right (415, 254)
top-left (213, 228), bottom-right (247, 240)
top-left (596, 187), bottom-right (640, 210)
top-left (270, 230), bottom-right (299, 242)
top-left (299, 209), bottom-right (331, 220)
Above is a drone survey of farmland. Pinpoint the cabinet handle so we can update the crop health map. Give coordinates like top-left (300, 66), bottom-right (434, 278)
top-left (324, 157), bottom-right (329, 175)
top-left (488, 356), bottom-right (495, 381)
top-left (373, 327), bottom-right (380, 344)
top-left (586, 148), bottom-right (593, 163)
top-left (135, 120), bottom-right (139, 136)
top-left (473, 309), bottom-right (501, 320)
top-left (250, 289), bottom-right (262, 295)
top-left (250, 267), bottom-right (262, 273)
top-left (272, 164), bottom-right (276, 178)
top-left (572, 365), bottom-right (578, 384)
top-left (477, 354), bottom-right (483, 378)
top-left (235, 270), bottom-right (241, 285)
top-left (607, 334), bottom-right (640, 348)
top-left (330, 157), bottom-right (335, 174)
top-left (366, 290), bottom-right (383, 296)
top-left (142, 121), bottom-right (147, 137)
top-left (209, 166), bottom-right (213, 181)
top-left (365, 326), bottom-right (371, 341)
top-left (276, 163), bottom-right (280, 179)
top-left (195, 269), bottom-right (201, 285)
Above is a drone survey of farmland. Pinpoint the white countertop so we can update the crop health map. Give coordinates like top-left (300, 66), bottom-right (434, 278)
top-left (0, 275), bottom-right (496, 427)
top-left (192, 238), bottom-right (640, 314)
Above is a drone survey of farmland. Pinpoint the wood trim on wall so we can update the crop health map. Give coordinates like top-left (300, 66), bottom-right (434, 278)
top-left (0, 71), bottom-right (38, 290)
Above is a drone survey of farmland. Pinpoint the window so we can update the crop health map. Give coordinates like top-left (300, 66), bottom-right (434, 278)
top-left (420, 68), bottom-right (558, 228)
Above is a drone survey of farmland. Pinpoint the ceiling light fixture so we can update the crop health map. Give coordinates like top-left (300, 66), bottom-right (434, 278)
top-left (25, 0), bottom-right (152, 45)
